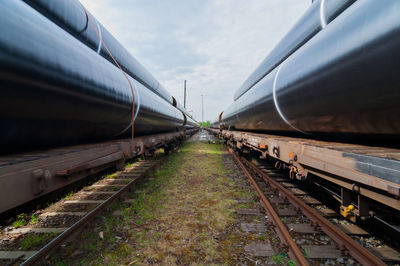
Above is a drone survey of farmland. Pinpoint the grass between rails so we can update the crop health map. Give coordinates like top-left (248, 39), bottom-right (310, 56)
top-left (51, 142), bottom-right (253, 265)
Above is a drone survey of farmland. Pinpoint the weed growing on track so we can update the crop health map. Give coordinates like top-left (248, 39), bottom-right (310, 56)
top-left (13, 213), bottom-right (26, 228)
top-left (63, 191), bottom-right (74, 200)
top-left (106, 173), bottom-right (117, 179)
top-left (29, 214), bottom-right (38, 225)
top-left (21, 233), bottom-right (56, 251)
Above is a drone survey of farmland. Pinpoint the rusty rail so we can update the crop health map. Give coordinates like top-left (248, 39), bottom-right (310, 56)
top-left (21, 156), bottom-right (169, 265)
top-left (240, 157), bottom-right (385, 266)
top-left (230, 150), bottom-right (309, 266)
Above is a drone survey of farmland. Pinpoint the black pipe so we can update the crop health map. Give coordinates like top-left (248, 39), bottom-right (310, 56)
top-left (0, 1), bottom-right (188, 152)
top-left (222, 0), bottom-right (400, 140)
top-left (233, 0), bottom-right (355, 101)
top-left (22, 0), bottom-right (197, 122)
top-left (22, 0), bottom-right (172, 105)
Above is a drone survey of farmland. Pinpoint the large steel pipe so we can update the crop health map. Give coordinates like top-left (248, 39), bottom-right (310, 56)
top-left (0, 1), bottom-right (185, 152)
top-left (186, 116), bottom-right (198, 128)
top-left (22, 0), bottom-right (175, 106)
top-left (222, 0), bottom-right (400, 138)
top-left (233, 0), bottom-right (355, 101)
top-left (222, 68), bottom-right (289, 132)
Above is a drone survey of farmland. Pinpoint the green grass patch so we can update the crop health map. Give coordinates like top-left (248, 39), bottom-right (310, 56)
top-left (21, 233), bottom-right (56, 250)
top-left (107, 173), bottom-right (117, 179)
top-left (13, 213), bottom-right (26, 228)
top-left (64, 191), bottom-right (74, 200)
top-left (29, 214), bottom-right (39, 225)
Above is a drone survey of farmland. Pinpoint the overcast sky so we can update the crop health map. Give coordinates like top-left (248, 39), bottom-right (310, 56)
top-left (80, 0), bottom-right (310, 122)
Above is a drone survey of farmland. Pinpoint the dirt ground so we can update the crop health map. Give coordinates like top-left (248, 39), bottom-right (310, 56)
top-left (50, 141), bottom-right (264, 265)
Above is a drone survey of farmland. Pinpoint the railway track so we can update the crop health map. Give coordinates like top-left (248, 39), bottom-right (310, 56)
top-left (0, 154), bottom-right (168, 265)
top-left (230, 150), bottom-right (400, 265)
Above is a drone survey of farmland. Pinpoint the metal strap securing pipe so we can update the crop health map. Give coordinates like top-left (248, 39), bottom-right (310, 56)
top-left (81, 4), bottom-right (136, 152)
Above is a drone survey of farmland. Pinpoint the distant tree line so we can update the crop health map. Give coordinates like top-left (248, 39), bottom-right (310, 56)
top-left (198, 121), bottom-right (211, 127)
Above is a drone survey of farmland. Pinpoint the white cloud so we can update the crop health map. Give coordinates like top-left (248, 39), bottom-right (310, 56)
top-left (80, 0), bottom-right (309, 122)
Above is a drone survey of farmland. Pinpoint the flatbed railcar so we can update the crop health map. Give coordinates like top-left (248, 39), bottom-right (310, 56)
top-left (0, 0), bottom-right (199, 214)
top-left (0, 129), bottom-right (197, 214)
top-left (211, 0), bottom-right (400, 220)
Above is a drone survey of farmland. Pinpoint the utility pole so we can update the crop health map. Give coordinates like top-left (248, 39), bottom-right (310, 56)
top-left (201, 94), bottom-right (204, 128)
top-left (184, 80), bottom-right (186, 109)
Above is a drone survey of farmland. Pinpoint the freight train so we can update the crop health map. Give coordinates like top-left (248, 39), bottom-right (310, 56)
top-left (209, 0), bottom-right (400, 220)
top-left (212, 0), bottom-right (400, 142)
top-left (0, 0), bottom-right (197, 153)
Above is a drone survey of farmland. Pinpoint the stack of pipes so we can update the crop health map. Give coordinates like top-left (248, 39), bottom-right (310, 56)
top-left (0, 0), bottom-right (197, 152)
top-left (213, 0), bottom-right (400, 142)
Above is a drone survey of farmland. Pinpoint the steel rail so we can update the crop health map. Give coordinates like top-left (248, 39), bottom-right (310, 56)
top-left (241, 158), bottom-right (385, 266)
top-left (21, 156), bottom-right (169, 265)
top-left (230, 150), bottom-right (309, 266)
